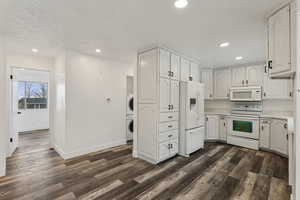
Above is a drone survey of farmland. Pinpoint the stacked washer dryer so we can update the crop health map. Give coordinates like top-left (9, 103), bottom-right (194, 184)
top-left (126, 94), bottom-right (134, 141)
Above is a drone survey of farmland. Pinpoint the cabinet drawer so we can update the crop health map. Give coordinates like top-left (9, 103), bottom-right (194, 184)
top-left (159, 129), bottom-right (178, 142)
top-left (159, 121), bottom-right (178, 133)
top-left (160, 112), bottom-right (179, 122)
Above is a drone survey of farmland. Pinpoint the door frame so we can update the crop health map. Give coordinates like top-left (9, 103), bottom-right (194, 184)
top-left (7, 66), bottom-right (53, 157)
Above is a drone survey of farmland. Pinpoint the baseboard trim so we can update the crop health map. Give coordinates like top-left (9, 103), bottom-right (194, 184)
top-left (60, 140), bottom-right (127, 160)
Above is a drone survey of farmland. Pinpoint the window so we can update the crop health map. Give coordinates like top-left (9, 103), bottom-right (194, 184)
top-left (18, 81), bottom-right (48, 110)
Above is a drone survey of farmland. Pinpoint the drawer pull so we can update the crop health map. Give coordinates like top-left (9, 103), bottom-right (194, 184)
top-left (168, 125), bottom-right (173, 128)
top-left (168, 116), bottom-right (173, 119)
top-left (168, 135), bottom-right (172, 138)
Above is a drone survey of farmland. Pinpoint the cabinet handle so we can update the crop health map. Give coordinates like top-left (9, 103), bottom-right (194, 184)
top-left (242, 80), bottom-right (244, 85)
top-left (168, 135), bottom-right (172, 138)
top-left (168, 144), bottom-right (171, 149)
top-left (286, 134), bottom-right (289, 140)
top-left (168, 116), bottom-right (173, 119)
top-left (189, 76), bottom-right (193, 81)
top-left (261, 125), bottom-right (264, 131)
top-left (246, 80), bottom-right (248, 85)
top-left (224, 122), bottom-right (226, 127)
top-left (168, 105), bottom-right (171, 110)
top-left (168, 71), bottom-right (171, 77)
top-left (170, 144), bottom-right (173, 149)
top-left (284, 123), bottom-right (287, 129)
top-left (264, 92), bottom-right (266, 97)
top-left (268, 60), bottom-right (273, 69)
top-left (290, 92), bottom-right (293, 97)
top-left (171, 105), bottom-right (174, 110)
top-left (171, 72), bottom-right (174, 77)
top-left (168, 125), bottom-right (173, 128)
top-left (264, 65), bottom-right (267, 73)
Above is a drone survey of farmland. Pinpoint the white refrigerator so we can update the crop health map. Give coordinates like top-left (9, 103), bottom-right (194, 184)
top-left (179, 81), bottom-right (205, 157)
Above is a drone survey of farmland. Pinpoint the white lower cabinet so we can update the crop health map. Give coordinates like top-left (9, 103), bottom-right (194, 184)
top-left (270, 119), bottom-right (288, 156)
top-left (219, 117), bottom-right (227, 141)
top-left (205, 115), bottom-right (219, 140)
top-left (260, 119), bottom-right (271, 149)
top-left (158, 129), bottom-right (179, 162)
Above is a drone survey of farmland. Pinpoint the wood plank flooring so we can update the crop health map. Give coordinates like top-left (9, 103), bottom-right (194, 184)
top-left (0, 132), bottom-right (290, 200)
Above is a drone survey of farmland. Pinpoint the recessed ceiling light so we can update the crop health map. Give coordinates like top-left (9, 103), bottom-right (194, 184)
top-left (96, 49), bottom-right (101, 53)
top-left (235, 56), bottom-right (243, 60)
top-left (32, 48), bottom-right (38, 53)
top-left (174, 0), bottom-right (188, 8)
top-left (219, 42), bottom-right (230, 48)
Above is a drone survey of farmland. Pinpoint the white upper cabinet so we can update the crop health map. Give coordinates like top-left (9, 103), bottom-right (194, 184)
top-left (138, 49), bottom-right (157, 103)
top-left (190, 62), bottom-right (200, 82)
top-left (246, 65), bottom-right (264, 86)
top-left (159, 49), bottom-right (171, 78)
top-left (160, 78), bottom-right (171, 112)
top-left (200, 70), bottom-right (213, 99)
top-left (170, 54), bottom-right (180, 80)
top-left (268, 4), bottom-right (295, 77)
top-left (231, 67), bottom-right (246, 87)
top-left (170, 80), bottom-right (180, 112)
top-left (263, 68), bottom-right (293, 99)
top-left (214, 68), bottom-right (231, 99)
top-left (180, 58), bottom-right (190, 82)
top-left (231, 66), bottom-right (264, 87)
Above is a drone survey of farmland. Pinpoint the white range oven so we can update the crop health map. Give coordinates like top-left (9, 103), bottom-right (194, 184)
top-left (227, 103), bottom-right (262, 150)
top-left (228, 115), bottom-right (260, 140)
top-left (230, 86), bottom-right (262, 102)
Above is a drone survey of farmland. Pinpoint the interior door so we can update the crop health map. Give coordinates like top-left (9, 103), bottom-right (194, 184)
top-left (170, 80), bottom-right (179, 112)
top-left (159, 49), bottom-right (171, 78)
top-left (160, 78), bottom-right (171, 112)
top-left (10, 73), bottom-right (19, 155)
top-left (170, 54), bottom-right (179, 80)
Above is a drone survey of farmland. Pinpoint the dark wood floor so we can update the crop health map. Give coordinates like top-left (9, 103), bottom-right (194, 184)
top-left (0, 132), bottom-right (290, 200)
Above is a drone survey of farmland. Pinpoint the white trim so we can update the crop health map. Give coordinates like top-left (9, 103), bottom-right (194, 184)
top-left (57, 140), bottom-right (127, 160)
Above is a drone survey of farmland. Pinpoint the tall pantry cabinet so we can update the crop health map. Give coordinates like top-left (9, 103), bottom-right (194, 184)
top-left (137, 48), bottom-right (180, 164)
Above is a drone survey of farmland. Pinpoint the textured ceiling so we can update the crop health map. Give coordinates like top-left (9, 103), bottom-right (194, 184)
top-left (0, 0), bottom-right (287, 67)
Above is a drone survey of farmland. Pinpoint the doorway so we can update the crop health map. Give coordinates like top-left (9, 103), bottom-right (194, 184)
top-left (9, 68), bottom-right (51, 155)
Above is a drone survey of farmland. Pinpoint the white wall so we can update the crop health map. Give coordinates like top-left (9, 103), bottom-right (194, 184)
top-left (52, 51), bottom-right (67, 156)
top-left (52, 50), bottom-right (134, 159)
top-left (0, 37), bottom-right (7, 176)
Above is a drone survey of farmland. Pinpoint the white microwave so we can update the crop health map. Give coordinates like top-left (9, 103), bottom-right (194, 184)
top-left (230, 86), bottom-right (262, 102)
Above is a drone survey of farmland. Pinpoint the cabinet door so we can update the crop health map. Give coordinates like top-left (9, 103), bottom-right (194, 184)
top-left (214, 69), bottom-right (231, 99)
top-left (170, 54), bottom-right (180, 80)
top-left (138, 104), bottom-right (157, 159)
top-left (269, 5), bottom-right (291, 75)
top-left (219, 118), bottom-right (227, 141)
top-left (270, 119), bottom-right (288, 155)
top-left (263, 71), bottom-right (292, 99)
top-left (169, 139), bottom-right (178, 156)
top-left (246, 66), bottom-right (264, 86)
top-left (260, 120), bottom-right (270, 149)
top-left (138, 50), bottom-right (157, 103)
top-left (206, 115), bottom-right (219, 140)
top-left (159, 141), bottom-right (171, 161)
top-left (190, 62), bottom-right (200, 82)
top-left (200, 70), bottom-right (213, 99)
top-left (180, 58), bottom-right (190, 82)
top-left (170, 80), bottom-right (180, 112)
top-left (159, 49), bottom-right (171, 78)
top-left (231, 67), bottom-right (246, 87)
top-left (160, 78), bottom-right (171, 112)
